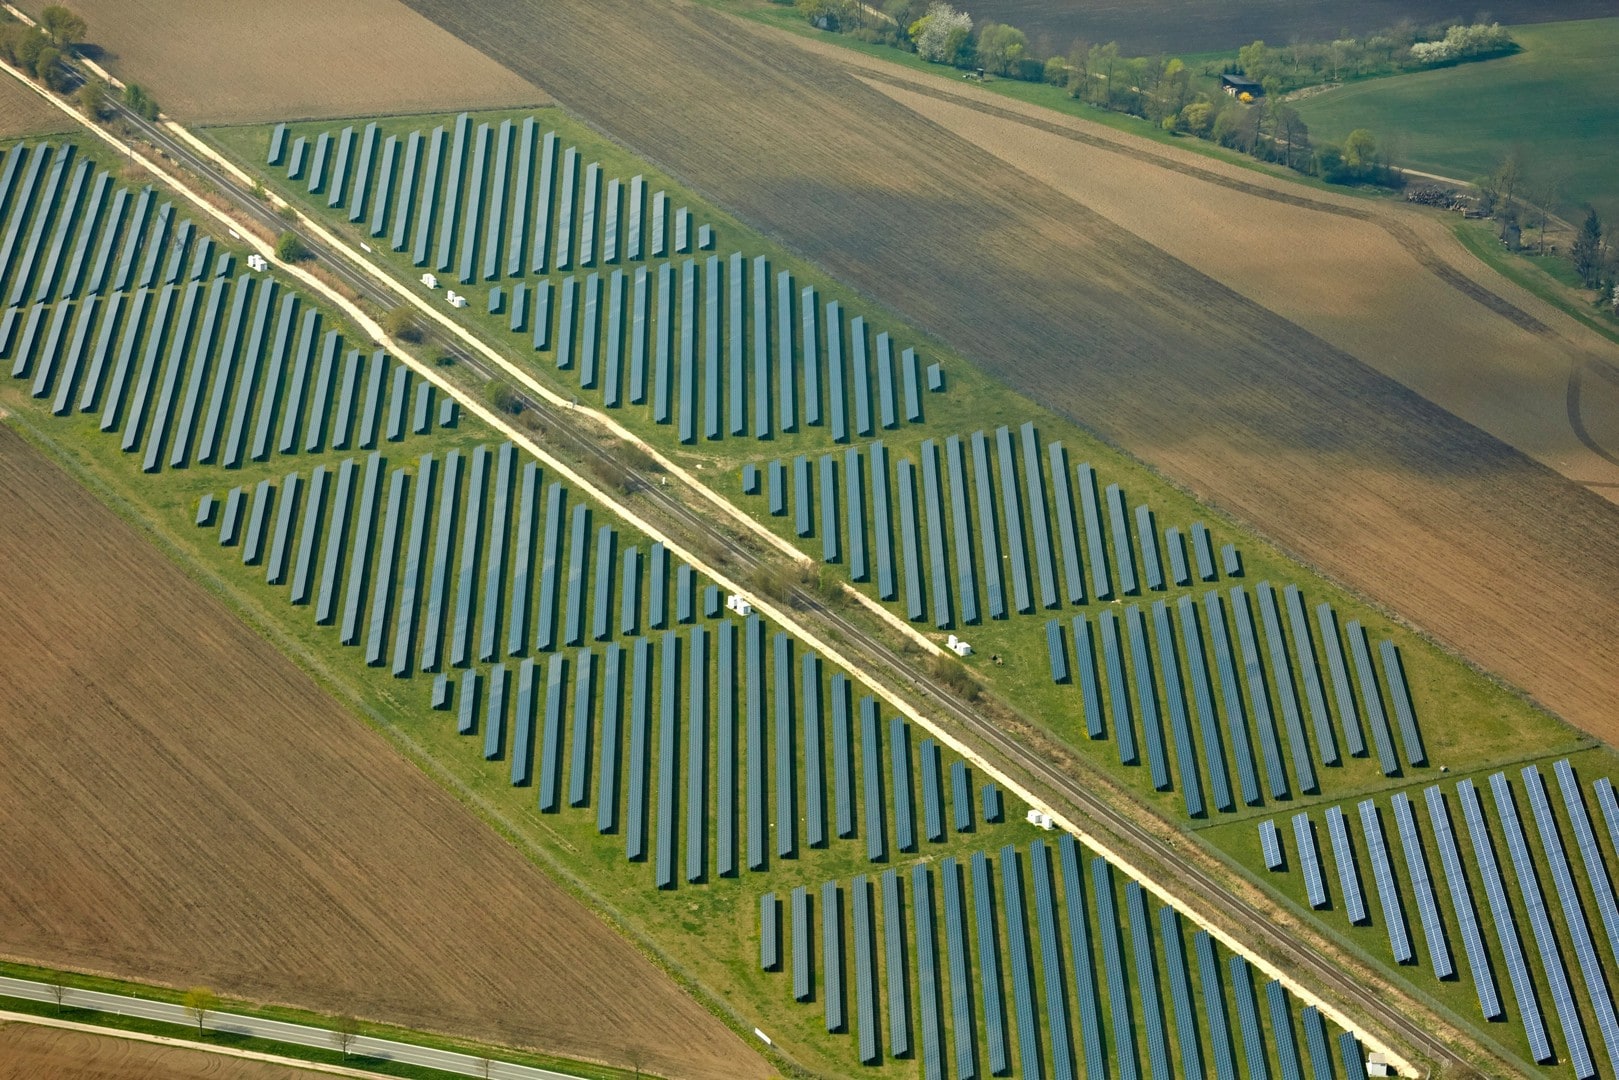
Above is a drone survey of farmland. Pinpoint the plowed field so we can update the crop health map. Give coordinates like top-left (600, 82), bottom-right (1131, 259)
top-left (0, 425), bottom-right (766, 1080)
top-left (0, 68), bottom-right (67, 137)
top-left (0, 1022), bottom-right (321, 1080)
top-left (395, 0), bottom-right (1619, 739)
top-left (11, 0), bottom-right (547, 124)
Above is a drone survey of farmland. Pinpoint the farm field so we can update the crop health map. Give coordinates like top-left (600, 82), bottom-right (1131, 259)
top-left (0, 71), bottom-right (67, 138)
top-left (0, 1022), bottom-right (324, 1080)
top-left (0, 421), bottom-right (766, 1080)
top-left (1296, 18), bottom-right (1619, 223)
top-left (381, 0), bottom-right (1619, 751)
top-left (853, 75), bottom-right (1619, 499)
top-left (944, 0), bottom-right (1616, 56)
top-left (0, 124), bottom-right (1397, 1077)
top-left (9, 0), bottom-right (546, 124)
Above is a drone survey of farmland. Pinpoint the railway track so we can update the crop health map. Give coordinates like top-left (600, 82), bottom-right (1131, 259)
top-left (108, 100), bottom-right (1462, 1076)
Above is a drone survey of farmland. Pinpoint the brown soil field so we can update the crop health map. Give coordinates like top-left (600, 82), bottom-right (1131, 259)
top-left (0, 425), bottom-right (766, 1080)
top-left (0, 66), bottom-right (68, 137)
top-left (954, 0), bottom-right (1616, 56)
top-left (11, 0), bottom-right (548, 124)
top-left (857, 74), bottom-right (1619, 494)
top-left (396, 0), bottom-right (1618, 741)
top-left (0, 1021), bottom-right (323, 1080)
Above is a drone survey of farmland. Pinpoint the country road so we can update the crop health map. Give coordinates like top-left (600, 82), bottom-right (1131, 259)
top-left (0, 977), bottom-right (582, 1079)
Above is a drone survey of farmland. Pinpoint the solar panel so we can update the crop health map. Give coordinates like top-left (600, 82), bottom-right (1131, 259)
top-left (1195, 931), bottom-right (1239, 1080)
top-left (1020, 422), bottom-right (1059, 609)
top-left (1300, 1006), bottom-right (1333, 1080)
top-left (1057, 835), bottom-right (1107, 1079)
top-left (998, 847), bottom-right (1043, 1079)
top-left (1324, 806), bottom-right (1368, 925)
top-left (970, 852), bottom-right (1009, 1074)
top-left (1558, 764), bottom-right (1619, 986)
top-left (911, 864), bottom-right (944, 1080)
top-left (939, 858), bottom-right (977, 1077)
top-left (1125, 606), bottom-right (1172, 791)
top-left (881, 869), bottom-right (912, 1058)
top-left (1151, 600), bottom-right (1206, 817)
top-left (1259, 820), bottom-right (1285, 871)
top-left (1231, 587), bottom-right (1288, 800)
top-left (1422, 785), bottom-right (1502, 1019)
top-left (1228, 955), bottom-right (1270, 1080)
top-left (1523, 765), bottom-right (1619, 1077)
top-left (1203, 591), bottom-right (1261, 806)
top-left (1176, 595), bottom-right (1234, 813)
top-left (1125, 881), bottom-right (1172, 1080)
top-left (823, 881), bottom-right (845, 1034)
top-left (1459, 777), bottom-right (1558, 1065)
top-left (1029, 842), bottom-right (1075, 1080)
top-left (1292, 814), bottom-right (1330, 909)
top-left (1267, 980), bottom-right (1304, 1080)
top-left (1091, 857), bottom-right (1140, 1080)
top-left (1390, 793), bottom-right (1454, 978)
top-left (1357, 800), bottom-right (1414, 964)
top-left (1158, 906), bottom-right (1205, 1079)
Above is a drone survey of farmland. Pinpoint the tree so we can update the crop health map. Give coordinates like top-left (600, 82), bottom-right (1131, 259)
top-left (123, 82), bottom-right (158, 121)
top-left (1573, 208), bottom-right (1604, 288)
top-left (484, 378), bottom-right (522, 416)
top-left (182, 986), bottom-right (217, 1038)
top-left (910, 2), bottom-right (970, 64)
top-left (48, 981), bottom-right (68, 1015)
top-left (331, 1014), bottom-right (361, 1060)
top-left (1491, 148), bottom-right (1524, 240)
top-left (39, 5), bottom-right (86, 48)
top-left (274, 231), bottom-right (309, 262)
top-left (382, 305), bottom-right (423, 343)
top-left (975, 22), bottom-right (1027, 77)
top-left (1342, 128), bottom-right (1377, 171)
top-left (33, 44), bottom-right (67, 90)
top-left (76, 77), bottom-right (105, 118)
top-left (1179, 100), bottom-right (1215, 137)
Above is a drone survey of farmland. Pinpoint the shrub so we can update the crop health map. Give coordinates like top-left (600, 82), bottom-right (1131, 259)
top-left (484, 378), bottom-right (522, 416)
top-left (382, 306), bottom-right (423, 344)
top-left (123, 82), bottom-right (158, 121)
top-left (274, 231), bottom-right (309, 262)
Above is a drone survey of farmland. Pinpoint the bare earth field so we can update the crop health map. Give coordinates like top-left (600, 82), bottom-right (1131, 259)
top-left (12, 0), bottom-right (547, 124)
top-left (956, 0), bottom-right (1617, 56)
top-left (387, 0), bottom-right (1619, 741)
top-left (0, 426), bottom-right (766, 1080)
top-left (0, 1022), bottom-right (321, 1080)
top-left (0, 65), bottom-right (68, 137)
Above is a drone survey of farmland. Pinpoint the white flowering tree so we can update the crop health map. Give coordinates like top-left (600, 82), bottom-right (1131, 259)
top-left (911, 2), bottom-right (972, 64)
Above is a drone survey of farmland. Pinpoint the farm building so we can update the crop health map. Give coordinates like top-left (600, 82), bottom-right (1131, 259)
top-left (1220, 74), bottom-right (1265, 98)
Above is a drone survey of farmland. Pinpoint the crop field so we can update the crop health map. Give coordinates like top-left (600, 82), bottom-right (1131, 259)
top-left (10, 0), bottom-right (546, 124)
top-left (385, 0), bottom-right (1619, 754)
top-left (0, 425), bottom-right (761, 1079)
top-left (939, 0), bottom-right (1616, 56)
top-left (0, 125), bottom-right (1398, 1077)
top-left (0, 1022), bottom-right (323, 1079)
top-left (1296, 19), bottom-right (1619, 223)
top-left (1209, 747), bottom-right (1619, 1080)
top-left (0, 75), bottom-right (67, 139)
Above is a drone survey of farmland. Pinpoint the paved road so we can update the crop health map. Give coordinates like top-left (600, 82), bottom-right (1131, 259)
top-left (0, 976), bottom-right (582, 1079)
top-left (94, 90), bottom-right (1458, 1076)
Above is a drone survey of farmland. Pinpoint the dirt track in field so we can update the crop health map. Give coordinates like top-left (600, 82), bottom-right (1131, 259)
top-left (0, 1022), bottom-right (322, 1079)
top-left (12, 0), bottom-right (547, 124)
top-left (0, 426), bottom-right (768, 1080)
top-left (0, 68), bottom-right (68, 137)
top-left (380, 0), bottom-right (1619, 740)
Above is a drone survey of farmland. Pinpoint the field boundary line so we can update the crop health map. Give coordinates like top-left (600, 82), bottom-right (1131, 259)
top-left (0, 1008), bottom-right (415, 1079)
top-left (0, 54), bottom-right (1416, 1076)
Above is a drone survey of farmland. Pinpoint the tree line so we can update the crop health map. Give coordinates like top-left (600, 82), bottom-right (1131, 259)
top-left (0, 6), bottom-right (160, 124)
top-left (788, 0), bottom-right (1402, 188)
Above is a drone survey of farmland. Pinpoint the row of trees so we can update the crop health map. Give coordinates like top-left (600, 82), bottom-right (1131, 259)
top-left (0, 4), bottom-right (87, 91)
top-left (1231, 21), bottom-right (1513, 94)
top-left (791, 0), bottom-right (1401, 188)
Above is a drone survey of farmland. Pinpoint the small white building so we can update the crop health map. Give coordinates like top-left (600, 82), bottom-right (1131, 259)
top-left (945, 634), bottom-right (973, 657)
top-left (246, 253), bottom-right (268, 272)
top-left (446, 290), bottom-right (467, 309)
top-left (420, 272), bottom-right (438, 289)
top-left (726, 594), bottom-right (754, 617)
top-left (1026, 809), bottom-right (1054, 830)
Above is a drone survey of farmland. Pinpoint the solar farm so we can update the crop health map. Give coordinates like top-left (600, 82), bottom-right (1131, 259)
top-left (0, 74), bottom-right (1612, 1080)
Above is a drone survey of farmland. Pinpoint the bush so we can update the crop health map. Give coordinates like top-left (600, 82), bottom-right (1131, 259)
top-left (123, 82), bottom-right (158, 121)
top-left (928, 653), bottom-right (982, 702)
top-left (382, 306), bottom-right (423, 344)
top-left (76, 77), bottom-right (105, 119)
top-left (274, 231), bottom-right (309, 262)
top-left (484, 378), bottom-right (522, 416)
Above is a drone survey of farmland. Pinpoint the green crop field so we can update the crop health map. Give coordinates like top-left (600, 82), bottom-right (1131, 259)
top-left (1295, 18), bottom-right (1619, 222)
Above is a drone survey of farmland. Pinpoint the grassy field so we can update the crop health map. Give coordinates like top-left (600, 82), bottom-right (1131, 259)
top-left (1296, 18), bottom-right (1619, 222)
top-left (10, 0), bottom-right (546, 124)
top-left (938, 0), bottom-right (1614, 56)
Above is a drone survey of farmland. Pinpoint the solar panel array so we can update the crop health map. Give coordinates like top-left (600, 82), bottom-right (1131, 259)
top-left (766, 837), bottom-right (1365, 1077)
top-left (1267, 760), bottom-right (1619, 1077)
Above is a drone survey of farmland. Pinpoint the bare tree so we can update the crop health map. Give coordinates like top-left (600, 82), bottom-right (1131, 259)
top-left (331, 1013), bottom-right (361, 1060)
top-left (182, 986), bottom-right (217, 1038)
top-left (47, 981), bottom-right (68, 1015)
